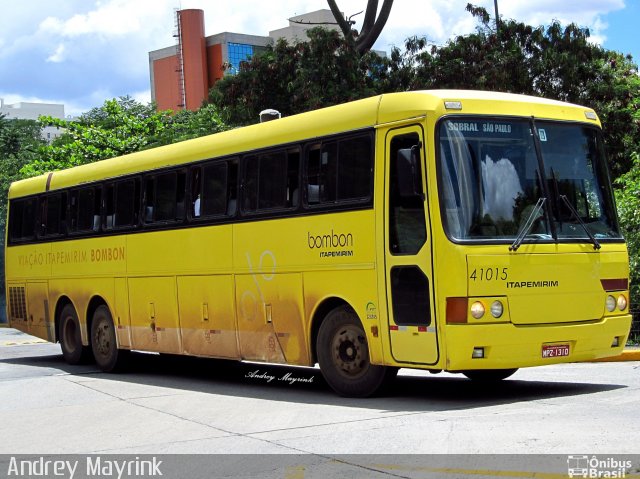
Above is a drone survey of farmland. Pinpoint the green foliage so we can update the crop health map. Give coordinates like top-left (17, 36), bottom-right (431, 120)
top-left (22, 97), bottom-right (170, 177)
top-left (0, 116), bottom-right (45, 231)
top-left (20, 97), bottom-right (229, 178)
top-left (153, 103), bottom-right (228, 145)
top-left (615, 151), bottom-right (640, 316)
top-left (209, 28), bottom-right (384, 125)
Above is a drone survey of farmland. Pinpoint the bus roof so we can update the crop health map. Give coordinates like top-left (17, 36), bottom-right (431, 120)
top-left (9, 90), bottom-right (600, 199)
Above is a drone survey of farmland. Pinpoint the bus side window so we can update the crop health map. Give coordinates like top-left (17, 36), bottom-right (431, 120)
top-left (242, 156), bottom-right (258, 212)
top-left (258, 152), bottom-right (287, 210)
top-left (304, 134), bottom-right (372, 206)
top-left (103, 179), bottom-right (140, 229)
top-left (317, 142), bottom-right (337, 203)
top-left (338, 136), bottom-right (372, 200)
top-left (69, 187), bottom-right (101, 233)
top-left (190, 167), bottom-right (202, 217)
top-left (227, 160), bottom-right (238, 215)
top-left (201, 162), bottom-right (228, 217)
top-left (40, 192), bottom-right (67, 238)
top-left (116, 180), bottom-right (139, 227)
top-left (287, 149), bottom-right (300, 208)
top-left (389, 133), bottom-right (426, 255)
top-left (8, 198), bottom-right (36, 242)
top-left (242, 151), bottom-right (296, 213)
top-left (144, 171), bottom-right (185, 223)
top-left (104, 184), bottom-right (115, 229)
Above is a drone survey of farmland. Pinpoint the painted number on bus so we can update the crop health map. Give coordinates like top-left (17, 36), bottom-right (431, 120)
top-left (469, 267), bottom-right (508, 282)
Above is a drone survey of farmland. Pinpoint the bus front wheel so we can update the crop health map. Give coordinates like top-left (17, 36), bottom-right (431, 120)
top-left (317, 306), bottom-right (395, 397)
top-left (91, 305), bottom-right (129, 372)
top-left (59, 304), bottom-right (91, 365)
top-left (462, 368), bottom-right (518, 382)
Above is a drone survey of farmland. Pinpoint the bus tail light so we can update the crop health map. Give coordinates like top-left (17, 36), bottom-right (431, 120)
top-left (472, 347), bottom-right (485, 358)
top-left (446, 297), bottom-right (468, 324)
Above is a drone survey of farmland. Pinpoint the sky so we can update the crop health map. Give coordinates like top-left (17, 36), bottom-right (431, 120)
top-left (0, 0), bottom-right (637, 117)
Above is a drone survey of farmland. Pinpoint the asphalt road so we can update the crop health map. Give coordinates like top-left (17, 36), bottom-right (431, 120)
top-left (1, 326), bottom-right (639, 477)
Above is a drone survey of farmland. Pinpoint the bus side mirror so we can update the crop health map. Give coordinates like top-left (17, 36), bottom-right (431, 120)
top-left (397, 145), bottom-right (423, 199)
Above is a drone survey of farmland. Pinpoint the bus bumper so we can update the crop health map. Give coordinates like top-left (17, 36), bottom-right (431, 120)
top-left (444, 314), bottom-right (633, 371)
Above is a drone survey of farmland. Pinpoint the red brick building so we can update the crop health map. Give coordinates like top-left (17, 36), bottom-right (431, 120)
top-left (149, 9), bottom-right (339, 112)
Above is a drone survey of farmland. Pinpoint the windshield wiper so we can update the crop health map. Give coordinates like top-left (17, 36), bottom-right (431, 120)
top-left (558, 195), bottom-right (601, 250)
top-left (510, 197), bottom-right (547, 251)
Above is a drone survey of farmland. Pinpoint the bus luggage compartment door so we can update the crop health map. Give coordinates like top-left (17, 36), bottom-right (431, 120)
top-left (234, 273), bottom-right (307, 365)
top-left (26, 282), bottom-right (52, 341)
top-left (177, 275), bottom-right (239, 359)
top-left (128, 276), bottom-right (182, 353)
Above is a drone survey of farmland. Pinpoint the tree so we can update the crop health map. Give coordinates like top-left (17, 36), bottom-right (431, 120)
top-left (615, 151), bottom-right (640, 322)
top-left (327, 0), bottom-right (394, 55)
top-left (378, 4), bottom-right (640, 177)
top-left (154, 103), bottom-right (228, 145)
top-left (0, 117), bottom-right (45, 230)
top-left (20, 97), bottom-right (227, 178)
top-left (209, 28), bottom-right (383, 125)
top-left (20, 97), bottom-right (170, 177)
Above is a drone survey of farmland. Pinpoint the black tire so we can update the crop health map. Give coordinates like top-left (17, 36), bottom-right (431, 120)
top-left (91, 305), bottom-right (129, 372)
top-left (317, 305), bottom-right (395, 397)
top-left (462, 368), bottom-right (518, 382)
top-left (58, 304), bottom-right (91, 365)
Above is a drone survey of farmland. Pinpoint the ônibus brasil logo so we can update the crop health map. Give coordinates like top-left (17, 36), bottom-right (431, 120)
top-left (567, 455), bottom-right (633, 478)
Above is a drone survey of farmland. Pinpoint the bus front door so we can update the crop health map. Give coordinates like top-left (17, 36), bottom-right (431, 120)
top-left (383, 126), bottom-right (438, 365)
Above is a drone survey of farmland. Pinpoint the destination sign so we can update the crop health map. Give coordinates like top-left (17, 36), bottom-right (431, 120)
top-left (442, 119), bottom-right (526, 139)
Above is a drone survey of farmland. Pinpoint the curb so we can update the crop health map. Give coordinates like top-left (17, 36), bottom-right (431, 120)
top-left (592, 348), bottom-right (640, 362)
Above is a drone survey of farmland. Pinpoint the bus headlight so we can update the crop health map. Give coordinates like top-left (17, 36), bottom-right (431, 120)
top-left (606, 295), bottom-right (616, 313)
top-left (617, 294), bottom-right (628, 311)
top-left (470, 301), bottom-right (485, 319)
top-left (490, 300), bottom-right (504, 318)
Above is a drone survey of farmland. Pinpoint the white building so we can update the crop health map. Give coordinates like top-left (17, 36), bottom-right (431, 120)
top-left (0, 99), bottom-right (67, 142)
top-left (269, 10), bottom-right (342, 43)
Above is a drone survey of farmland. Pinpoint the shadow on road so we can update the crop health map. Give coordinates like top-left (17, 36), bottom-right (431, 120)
top-left (0, 346), bottom-right (626, 413)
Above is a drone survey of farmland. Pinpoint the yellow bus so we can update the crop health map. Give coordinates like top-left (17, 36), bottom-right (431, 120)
top-left (5, 90), bottom-right (632, 397)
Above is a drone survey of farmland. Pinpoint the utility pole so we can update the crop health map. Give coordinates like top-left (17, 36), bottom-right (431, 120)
top-left (494, 0), bottom-right (500, 36)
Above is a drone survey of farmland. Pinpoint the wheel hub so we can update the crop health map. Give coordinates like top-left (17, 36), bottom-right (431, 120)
top-left (63, 318), bottom-right (77, 353)
top-left (333, 327), bottom-right (367, 377)
top-left (94, 323), bottom-right (110, 357)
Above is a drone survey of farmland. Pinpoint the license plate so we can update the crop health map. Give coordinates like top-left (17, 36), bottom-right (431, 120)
top-left (542, 344), bottom-right (570, 358)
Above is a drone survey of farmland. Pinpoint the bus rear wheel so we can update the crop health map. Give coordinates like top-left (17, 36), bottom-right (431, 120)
top-left (317, 305), bottom-right (395, 397)
top-left (59, 304), bottom-right (91, 365)
top-left (91, 305), bottom-right (129, 372)
top-left (462, 368), bottom-right (518, 382)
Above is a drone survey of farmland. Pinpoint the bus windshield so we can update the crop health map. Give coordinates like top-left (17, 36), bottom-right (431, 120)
top-left (438, 117), bottom-right (621, 242)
